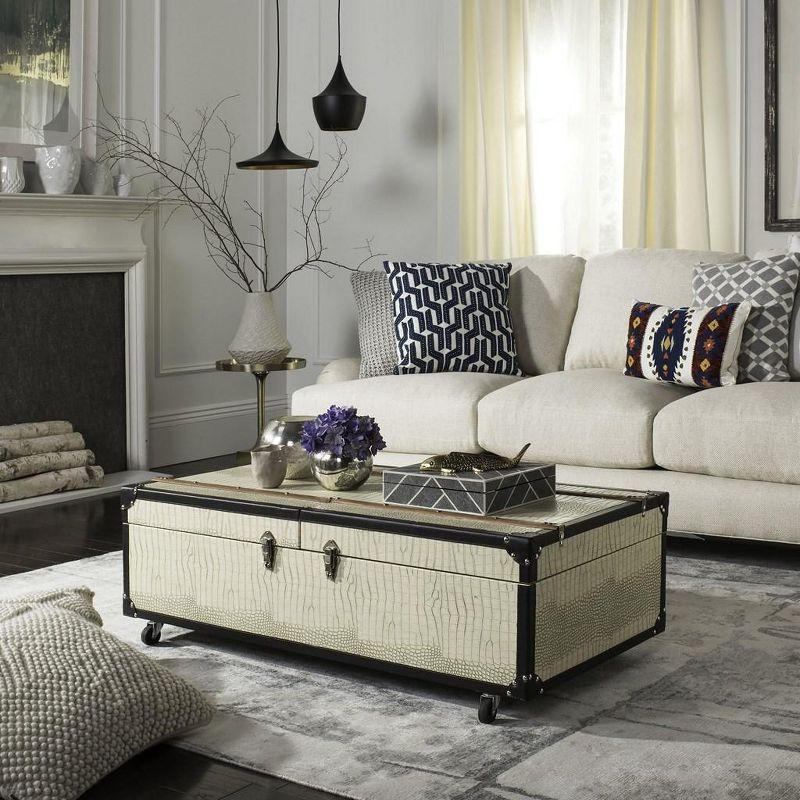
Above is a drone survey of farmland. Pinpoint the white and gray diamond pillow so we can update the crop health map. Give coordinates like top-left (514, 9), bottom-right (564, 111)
top-left (692, 254), bottom-right (800, 382)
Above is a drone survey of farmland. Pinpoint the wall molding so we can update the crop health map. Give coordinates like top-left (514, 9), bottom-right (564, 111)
top-left (149, 395), bottom-right (288, 430)
top-left (148, 394), bottom-right (289, 467)
top-left (151, 0), bottom-right (218, 377)
top-left (151, 0), bottom-right (274, 377)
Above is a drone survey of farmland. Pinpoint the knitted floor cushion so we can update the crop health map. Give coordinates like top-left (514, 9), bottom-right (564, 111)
top-left (0, 587), bottom-right (213, 800)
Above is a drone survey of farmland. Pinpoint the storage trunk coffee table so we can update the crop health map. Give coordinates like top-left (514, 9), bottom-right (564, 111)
top-left (121, 467), bottom-right (667, 723)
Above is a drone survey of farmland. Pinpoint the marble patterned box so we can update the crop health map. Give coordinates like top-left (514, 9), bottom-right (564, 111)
top-left (382, 462), bottom-right (557, 516)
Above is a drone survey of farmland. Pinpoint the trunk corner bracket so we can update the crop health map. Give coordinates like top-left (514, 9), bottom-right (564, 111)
top-left (121, 486), bottom-right (139, 511)
top-left (123, 594), bottom-right (138, 617)
top-left (508, 674), bottom-right (543, 698)
top-left (503, 535), bottom-right (533, 566)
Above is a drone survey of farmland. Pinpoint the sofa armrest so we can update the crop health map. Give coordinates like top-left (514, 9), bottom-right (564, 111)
top-left (316, 357), bottom-right (361, 385)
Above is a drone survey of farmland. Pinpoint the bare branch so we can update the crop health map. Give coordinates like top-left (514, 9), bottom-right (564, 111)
top-left (87, 101), bottom-right (378, 295)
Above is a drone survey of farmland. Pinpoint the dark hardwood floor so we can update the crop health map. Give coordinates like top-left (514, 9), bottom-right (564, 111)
top-left (0, 454), bottom-right (340, 800)
top-left (2, 454), bottom-right (798, 798)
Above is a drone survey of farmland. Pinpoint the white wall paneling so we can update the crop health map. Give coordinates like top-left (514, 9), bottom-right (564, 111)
top-left (98, 0), bottom-right (289, 466)
top-left (284, 0), bottom-right (461, 399)
top-left (97, 0), bottom-right (770, 463)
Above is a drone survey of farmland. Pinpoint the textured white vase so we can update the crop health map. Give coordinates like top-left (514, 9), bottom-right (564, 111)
top-left (0, 157), bottom-right (25, 193)
top-left (80, 157), bottom-right (113, 195)
top-left (35, 146), bottom-right (81, 195)
top-left (228, 291), bottom-right (291, 365)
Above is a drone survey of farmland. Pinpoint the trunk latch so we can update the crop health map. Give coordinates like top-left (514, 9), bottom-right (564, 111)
top-left (323, 540), bottom-right (340, 582)
top-left (260, 531), bottom-right (277, 571)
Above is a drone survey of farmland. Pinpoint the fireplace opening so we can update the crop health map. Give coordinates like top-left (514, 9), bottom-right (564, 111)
top-left (0, 273), bottom-right (128, 472)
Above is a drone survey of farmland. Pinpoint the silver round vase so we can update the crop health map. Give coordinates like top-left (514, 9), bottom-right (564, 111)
top-left (310, 452), bottom-right (373, 491)
top-left (258, 415), bottom-right (313, 479)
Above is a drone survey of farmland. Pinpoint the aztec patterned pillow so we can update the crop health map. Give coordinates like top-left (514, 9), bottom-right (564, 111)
top-left (0, 587), bottom-right (213, 800)
top-left (624, 300), bottom-right (751, 388)
top-left (350, 270), bottom-right (397, 378)
top-left (692, 254), bottom-right (800, 382)
top-left (384, 261), bottom-right (522, 376)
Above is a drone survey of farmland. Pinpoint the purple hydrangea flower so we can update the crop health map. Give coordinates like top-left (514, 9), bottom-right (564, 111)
top-left (301, 405), bottom-right (386, 461)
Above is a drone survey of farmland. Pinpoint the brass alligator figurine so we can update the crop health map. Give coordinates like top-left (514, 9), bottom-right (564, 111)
top-left (419, 444), bottom-right (531, 475)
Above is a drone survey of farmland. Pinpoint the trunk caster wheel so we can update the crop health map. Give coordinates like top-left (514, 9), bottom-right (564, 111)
top-left (478, 693), bottom-right (500, 724)
top-left (141, 622), bottom-right (163, 646)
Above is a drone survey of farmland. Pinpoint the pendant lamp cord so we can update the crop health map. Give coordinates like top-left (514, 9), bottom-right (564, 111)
top-left (337, 0), bottom-right (342, 58)
top-left (275, 0), bottom-right (281, 128)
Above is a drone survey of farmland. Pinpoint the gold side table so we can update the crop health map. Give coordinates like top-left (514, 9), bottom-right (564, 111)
top-left (215, 357), bottom-right (306, 464)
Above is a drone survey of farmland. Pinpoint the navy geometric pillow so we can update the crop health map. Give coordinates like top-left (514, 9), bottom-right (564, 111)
top-left (383, 261), bottom-right (522, 376)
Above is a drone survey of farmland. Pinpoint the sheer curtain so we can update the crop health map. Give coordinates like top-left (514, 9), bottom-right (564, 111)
top-left (461, 0), bottom-right (535, 260)
top-left (461, 0), bottom-right (738, 259)
top-left (623, 0), bottom-right (735, 251)
top-left (461, 0), bottom-right (626, 259)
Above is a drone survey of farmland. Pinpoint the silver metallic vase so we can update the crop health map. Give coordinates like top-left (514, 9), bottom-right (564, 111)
top-left (250, 444), bottom-right (289, 489)
top-left (310, 452), bottom-right (373, 491)
top-left (258, 415), bottom-right (313, 479)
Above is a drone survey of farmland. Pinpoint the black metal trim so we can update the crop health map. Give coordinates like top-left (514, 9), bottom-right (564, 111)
top-left (121, 519), bottom-right (132, 616)
top-left (300, 506), bottom-right (523, 549)
top-left (124, 602), bottom-right (663, 703)
top-left (124, 606), bottom-right (513, 697)
top-left (130, 481), bottom-right (668, 552)
top-left (659, 497), bottom-right (669, 629)
top-left (120, 485), bottom-right (137, 511)
top-left (125, 484), bottom-right (302, 522)
top-left (514, 584), bottom-right (534, 700)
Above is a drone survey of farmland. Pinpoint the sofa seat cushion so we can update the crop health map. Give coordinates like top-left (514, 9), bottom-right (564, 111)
top-left (478, 369), bottom-right (693, 468)
top-left (653, 383), bottom-right (800, 484)
top-left (292, 373), bottom-right (520, 454)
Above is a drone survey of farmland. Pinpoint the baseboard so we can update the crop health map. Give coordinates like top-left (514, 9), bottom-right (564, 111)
top-left (148, 396), bottom-right (288, 467)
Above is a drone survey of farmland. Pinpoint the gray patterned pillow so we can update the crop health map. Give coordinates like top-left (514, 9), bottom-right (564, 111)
top-left (692, 254), bottom-right (800, 382)
top-left (351, 270), bottom-right (397, 378)
top-left (0, 587), bottom-right (213, 800)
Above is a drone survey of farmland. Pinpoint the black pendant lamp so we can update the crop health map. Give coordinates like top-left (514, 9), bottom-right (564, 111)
top-left (237, 0), bottom-right (318, 170)
top-left (313, 0), bottom-right (366, 131)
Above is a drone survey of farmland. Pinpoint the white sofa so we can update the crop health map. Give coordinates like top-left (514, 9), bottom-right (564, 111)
top-left (292, 249), bottom-right (800, 545)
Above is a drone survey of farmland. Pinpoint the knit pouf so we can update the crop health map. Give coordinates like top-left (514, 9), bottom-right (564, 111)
top-left (0, 587), bottom-right (213, 800)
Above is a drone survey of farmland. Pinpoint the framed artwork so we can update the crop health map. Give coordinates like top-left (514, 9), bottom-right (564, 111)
top-left (0, 0), bottom-right (97, 159)
top-left (765, 0), bottom-right (800, 230)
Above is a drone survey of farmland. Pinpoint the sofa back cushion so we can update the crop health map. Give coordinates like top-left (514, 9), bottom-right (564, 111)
top-left (564, 248), bottom-right (745, 371)
top-left (508, 255), bottom-right (585, 375)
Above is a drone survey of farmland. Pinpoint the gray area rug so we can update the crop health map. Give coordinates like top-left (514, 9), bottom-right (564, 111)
top-left (3, 551), bottom-right (800, 799)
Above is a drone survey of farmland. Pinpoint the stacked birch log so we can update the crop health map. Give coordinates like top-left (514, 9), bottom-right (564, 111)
top-left (0, 421), bottom-right (104, 503)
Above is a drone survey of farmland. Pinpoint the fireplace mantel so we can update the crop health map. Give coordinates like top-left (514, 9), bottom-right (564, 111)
top-left (0, 194), bottom-right (153, 217)
top-left (0, 195), bottom-right (152, 473)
